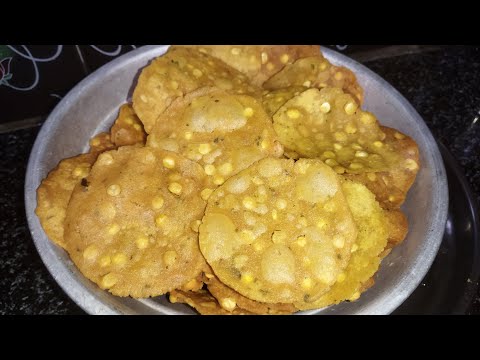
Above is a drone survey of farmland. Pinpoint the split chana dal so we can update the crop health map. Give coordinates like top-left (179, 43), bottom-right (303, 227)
top-left (36, 45), bottom-right (419, 314)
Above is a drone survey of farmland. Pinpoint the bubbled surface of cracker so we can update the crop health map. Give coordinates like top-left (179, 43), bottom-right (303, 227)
top-left (110, 104), bottom-right (147, 147)
top-left (35, 153), bottom-right (99, 249)
top-left (147, 88), bottom-right (284, 189)
top-left (89, 132), bottom-right (115, 152)
top-left (132, 47), bottom-right (259, 134)
top-left (343, 127), bottom-right (420, 209)
top-left (199, 158), bottom-right (357, 304)
top-left (169, 289), bottom-right (253, 315)
top-left (183, 45), bottom-right (321, 87)
top-left (273, 87), bottom-right (402, 173)
top-left (205, 275), bottom-right (296, 314)
top-left (63, 146), bottom-right (208, 298)
top-left (263, 55), bottom-right (364, 104)
top-left (295, 180), bottom-right (389, 310)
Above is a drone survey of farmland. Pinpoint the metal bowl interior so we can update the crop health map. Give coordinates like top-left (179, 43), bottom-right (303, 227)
top-left (24, 46), bottom-right (448, 315)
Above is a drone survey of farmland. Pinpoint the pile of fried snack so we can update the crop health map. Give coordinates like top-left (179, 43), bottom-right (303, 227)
top-left (36, 46), bottom-right (419, 314)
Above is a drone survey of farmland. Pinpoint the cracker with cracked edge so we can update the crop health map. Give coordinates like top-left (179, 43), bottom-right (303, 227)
top-left (273, 87), bottom-right (402, 173)
top-left (181, 45), bottom-right (322, 87)
top-left (263, 55), bottom-right (364, 104)
top-left (132, 47), bottom-right (259, 134)
top-left (147, 87), bottom-right (283, 191)
top-left (63, 146), bottom-right (208, 298)
top-left (295, 179), bottom-right (389, 310)
top-left (199, 158), bottom-right (357, 304)
top-left (343, 127), bottom-right (420, 209)
top-left (169, 289), bottom-right (253, 315)
top-left (35, 152), bottom-right (99, 249)
top-left (110, 104), bottom-right (147, 147)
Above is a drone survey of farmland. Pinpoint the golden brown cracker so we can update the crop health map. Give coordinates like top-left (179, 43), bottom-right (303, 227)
top-left (132, 47), bottom-right (258, 134)
top-left (35, 153), bottom-right (98, 249)
top-left (262, 86), bottom-right (307, 117)
top-left (169, 289), bottom-right (253, 315)
top-left (263, 55), bottom-right (364, 104)
top-left (110, 104), bottom-right (146, 147)
top-left (295, 180), bottom-right (389, 310)
top-left (183, 45), bottom-right (321, 86)
top-left (199, 158), bottom-right (357, 304)
top-left (385, 209), bottom-right (408, 248)
top-left (205, 275), bottom-right (295, 314)
top-left (147, 88), bottom-right (283, 189)
top-left (273, 87), bottom-right (402, 173)
top-left (89, 132), bottom-right (115, 152)
top-left (343, 127), bottom-right (420, 209)
top-left (64, 147), bottom-right (208, 298)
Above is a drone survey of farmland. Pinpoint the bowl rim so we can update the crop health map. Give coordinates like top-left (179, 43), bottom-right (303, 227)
top-left (24, 45), bottom-right (448, 315)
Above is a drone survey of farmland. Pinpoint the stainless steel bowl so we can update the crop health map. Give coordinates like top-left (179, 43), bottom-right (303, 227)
top-left (24, 46), bottom-right (448, 315)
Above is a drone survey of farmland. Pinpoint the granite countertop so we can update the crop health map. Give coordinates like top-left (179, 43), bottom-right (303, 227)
top-left (1, 45), bottom-right (479, 315)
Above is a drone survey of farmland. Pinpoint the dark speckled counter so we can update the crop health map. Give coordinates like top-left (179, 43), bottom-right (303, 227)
top-left (1, 45), bottom-right (479, 314)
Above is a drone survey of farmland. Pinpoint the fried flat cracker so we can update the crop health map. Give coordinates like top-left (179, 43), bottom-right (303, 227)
top-left (64, 147), bottom-right (207, 298)
top-left (385, 209), bottom-right (408, 248)
top-left (182, 45), bottom-right (321, 86)
top-left (262, 86), bottom-right (308, 117)
top-left (35, 153), bottom-right (99, 249)
top-left (36, 105), bottom-right (145, 250)
top-left (273, 87), bottom-right (402, 173)
top-left (169, 289), bottom-right (253, 315)
top-left (263, 55), bottom-right (364, 104)
top-left (147, 88), bottom-right (283, 189)
top-left (295, 180), bottom-right (389, 310)
top-left (89, 132), bottom-right (115, 152)
top-left (343, 127), bottom-right (420, 209)
top-left (205, 275), bottom-right (295, 314)
top-left (132, 47), bottom-right (258, 133)
top-left (199, 158), bottom-right (357, 304)
top-left (110, 104), bottom-right (146, 147)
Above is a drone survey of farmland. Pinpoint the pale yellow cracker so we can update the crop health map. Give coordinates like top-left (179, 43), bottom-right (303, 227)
top-left (263, 55), bottom-right (364, 104)
top-left (132, 47), bottom-right (258, 133)
top-left (199, 158), bottom-right (357, 304)
top-left (183, 45), bottom-right (321, 86)
top-left (272, 87), bottom-right (402, 173)
top-left (110, 104), bottom-right (146, 147)
top-left (64, 146), bottom-right (207, 298)
top-left (295, 180), bottom-right (389, 310)
top-left (35, 153), bottom-right (98, 249)
top-left (147, 88), bottom-right (283, 188)
top-left (169, 289), bottom-right (253, 315)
